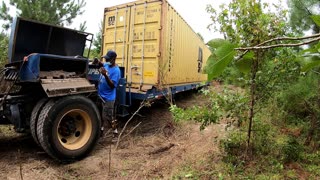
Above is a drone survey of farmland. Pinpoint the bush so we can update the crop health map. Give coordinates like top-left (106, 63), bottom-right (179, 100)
top-left (276, 73), bottom-right (320, 148)
top-left (220, 130), bottom-right (247, 165)
top-left (216, 66), bottom-right (246, 86)
top-left (277, 73), bottom-right (319, 122)
top-left (251, 118), bottom-right (276, 155)
top-left (169, 102), bottom-right (221, 130)
top-left (169, 87), bottom-right (249, 130)
top-left (169, 105), bottom-right (186, 122)
top-left (282, 136), bottom-right (303, 163)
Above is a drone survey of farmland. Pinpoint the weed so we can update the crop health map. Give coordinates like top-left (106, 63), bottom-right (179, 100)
top-left (172, 164), bottom-right (202, 180)
top-left (121, 171), bottom-right (128, 177)
top-left (282, 136), bottom-right (303, 163)
top-left (170, 86), bottom-right (248, 130)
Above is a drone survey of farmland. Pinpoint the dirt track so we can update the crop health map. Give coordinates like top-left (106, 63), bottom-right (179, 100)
top-left (0, 91), bottom-right (228, 179)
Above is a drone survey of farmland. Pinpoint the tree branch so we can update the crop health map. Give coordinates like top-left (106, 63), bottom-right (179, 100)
top-left (258, 33), bottom-right (320, 44)
top-left (235, 50), bottom-right (249, 61)
top-left (121, 122), bottom-right (142, 140)
top-left (235, 33), bottom-right (320, 60)
top-left (235, 36), bottom-right (320, 51)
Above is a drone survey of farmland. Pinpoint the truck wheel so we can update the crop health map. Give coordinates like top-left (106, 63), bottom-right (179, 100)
top-left (36, 96), bottom-right (101, 161)
top-left (30, 98), bottom-right (48, 145)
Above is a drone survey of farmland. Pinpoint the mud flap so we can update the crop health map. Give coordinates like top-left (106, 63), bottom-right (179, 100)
top-left (41, 78), bottom-right (96, 97)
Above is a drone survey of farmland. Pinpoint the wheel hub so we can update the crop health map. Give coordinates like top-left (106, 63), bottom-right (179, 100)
top-left (58, 118), bottom-right (77, 137)
top-left (56, 109), bottom-right (92, 150)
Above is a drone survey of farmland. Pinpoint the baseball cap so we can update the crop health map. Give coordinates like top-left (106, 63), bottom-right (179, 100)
top-left (102, 50), bottom-right (117, 60)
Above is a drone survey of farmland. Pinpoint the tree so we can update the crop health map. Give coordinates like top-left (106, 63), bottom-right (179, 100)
top-left (288, 0), bottom-right (320, 34)
top-left (0, 0), bottom-right (86, 30)
top-left (205, 0), bottom-right (289, 154)
top-left (0, 32), bottom-right (9, 67)
top-left (0, 1), bottom-right (12, 30)
top-left (204, 0), bottom-right (320, 158)
top-left (79, 21), bottom-right (87, 32)
top-left (92, 21), bottom-right (103, 58)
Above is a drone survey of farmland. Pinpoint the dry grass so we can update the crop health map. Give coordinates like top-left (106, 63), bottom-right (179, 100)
top-left (1, 122), bottom-right (228, 180)
top-left (0, 85), bottom-right (228, 179)
top-left (0, 125), bottom-right (18, 137)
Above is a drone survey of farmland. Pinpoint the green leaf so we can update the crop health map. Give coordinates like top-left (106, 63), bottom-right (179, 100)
top-left (205, 40), bottom-right (237, 80)
top-left (311, 15), bottom-right (320, 27)
top-left (207, 38), bottom-right (228, 51)
top-left (185, 173), bottom-right (193, 178)
top-left (235, 51), bottom-right (254, 73)
top-left (300, 54), bottom-right (320, 72)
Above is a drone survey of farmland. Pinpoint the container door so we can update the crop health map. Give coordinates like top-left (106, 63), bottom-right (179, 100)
top-left (103, 6), bottom-right (130, 68)
top-left (127, 1), bottom-right (161, 89)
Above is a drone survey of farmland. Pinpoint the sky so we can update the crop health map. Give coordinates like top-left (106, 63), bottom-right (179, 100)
top-left (2, 0), bottom-right (286, 43)
top-left (70, 0), bottom-right (228, 43)
top-left (71, 0), bottom-right (286, 43)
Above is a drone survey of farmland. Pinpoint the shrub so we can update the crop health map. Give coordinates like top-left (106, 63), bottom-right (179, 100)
top-left (170, 87), bottom-right (249, 130)
top-left (277, 73), bottom-right (318, 122)
top-left (220, 130), bottom-right (247, 166)
top-left (282, 136), bottom-right (303, 163)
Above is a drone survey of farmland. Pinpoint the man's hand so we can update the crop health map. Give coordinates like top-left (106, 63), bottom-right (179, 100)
top-left (93, 57), bottom-right (104, 67)
top-left (93, 57), bottom-right (99, 64)
top-left (23, 53), bottom-right (37, 61)
top-left (99, 67), bottom-right (108, 76)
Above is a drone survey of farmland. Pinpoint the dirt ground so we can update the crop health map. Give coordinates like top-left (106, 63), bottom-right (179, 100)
top-left (0, 90), bottom-right (228, 180)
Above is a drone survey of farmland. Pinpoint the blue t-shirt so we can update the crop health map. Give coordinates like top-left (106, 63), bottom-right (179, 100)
top-left (98, 63), bottom-right (121, 101)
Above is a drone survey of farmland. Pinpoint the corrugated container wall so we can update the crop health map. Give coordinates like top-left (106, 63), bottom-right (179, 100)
top-left (103, 0), bottom-right (211, 90)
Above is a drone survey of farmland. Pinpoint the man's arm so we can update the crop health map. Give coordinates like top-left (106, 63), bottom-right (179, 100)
top-left (100, 68), bottom-right (115, 89)
top-left (104, 74), bottom-right (115, 89)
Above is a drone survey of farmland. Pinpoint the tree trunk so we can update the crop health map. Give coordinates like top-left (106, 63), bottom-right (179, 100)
top-left (247, 55), bottom-right (259, 156)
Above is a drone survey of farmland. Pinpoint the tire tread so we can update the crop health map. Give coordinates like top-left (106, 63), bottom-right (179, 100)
top-left (30, 98), bottom-right (48, 145)
top-left (36, 99), bottom-right (56, 159)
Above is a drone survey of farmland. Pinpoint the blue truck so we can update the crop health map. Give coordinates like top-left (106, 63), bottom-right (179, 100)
top-left (0, 17), bottom-right (103, 161)
top-left (0, 17), bottom-right (206, 161)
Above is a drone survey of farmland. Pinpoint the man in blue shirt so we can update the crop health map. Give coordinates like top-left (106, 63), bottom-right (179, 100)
top-left (97, 50), bottom-right (121, 140)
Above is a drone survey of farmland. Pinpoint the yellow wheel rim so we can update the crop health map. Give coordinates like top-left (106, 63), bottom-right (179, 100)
top-left (57, 109), bottom-right (92, 150)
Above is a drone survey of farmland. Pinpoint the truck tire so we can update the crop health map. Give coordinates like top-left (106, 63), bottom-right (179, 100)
top-left (30, 98), bottom-right (48, 145)
top-left (36, 95), bottom-right (101, 161)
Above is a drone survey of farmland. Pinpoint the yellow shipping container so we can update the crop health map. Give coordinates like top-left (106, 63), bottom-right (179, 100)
top-left (102, 0), bottom-right (211, 91)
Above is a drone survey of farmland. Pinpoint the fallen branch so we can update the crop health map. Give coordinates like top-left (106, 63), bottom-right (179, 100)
top-left (148, 143), bottom-right (175, 155)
